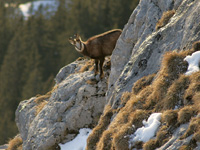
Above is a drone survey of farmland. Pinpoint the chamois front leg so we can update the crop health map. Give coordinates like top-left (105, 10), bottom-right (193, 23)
top-left (95, 59), bottom-right (99, 75)
top-left (99, 57), bottom-right (105, 78)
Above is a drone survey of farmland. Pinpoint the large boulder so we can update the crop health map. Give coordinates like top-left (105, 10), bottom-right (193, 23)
top-left (16, 59), bottom-right (109, 150)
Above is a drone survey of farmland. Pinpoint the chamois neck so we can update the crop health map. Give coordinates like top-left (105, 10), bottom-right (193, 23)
top-left (75, 41), bottom-right (85, 52)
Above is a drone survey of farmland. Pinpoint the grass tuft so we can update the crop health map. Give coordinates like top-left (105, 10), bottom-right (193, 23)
top-left (7, 135), bottom-right (23, 150)
top-left (143, 139), bottom-right (158, 150)
top-left (86, 105), bottom-right (113, 150)
top-left (132, 74), bottom-right (155, 95)
top-left (178, 105), bottom-right (197, 124)
top-left (192, 41), bottom-right (200, 52)
top-left (161, 110), bottom-right (178, 126)
top-left (156, 10), bottom-right (175, 31)
top-left (79, 59), bottom-right (95, 73)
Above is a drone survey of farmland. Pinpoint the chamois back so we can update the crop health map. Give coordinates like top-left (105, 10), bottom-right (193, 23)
top-left (85, 29), bottom-right (122, 58)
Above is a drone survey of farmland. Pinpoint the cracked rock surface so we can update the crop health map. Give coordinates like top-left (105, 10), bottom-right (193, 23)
top-left (16, 59), bottom-right (108, 150)
top-left (108, 0), bottom-right (200, 108)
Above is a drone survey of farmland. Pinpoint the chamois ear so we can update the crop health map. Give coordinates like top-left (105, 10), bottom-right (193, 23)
top-left (68, 37), bottom-right (75, 45)
top-left (75, 33), bottom-right (80, 40)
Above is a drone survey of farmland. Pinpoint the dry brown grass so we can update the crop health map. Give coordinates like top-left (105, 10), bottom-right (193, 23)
top-left (35, 100), bottom-right (48, 115)
top-left (181, 117), bottom-right (200, 139)
top-left (34, 93), bottom-right (50, 115)
top-left (132, 74), bottom-right (155, 95)
top-left (88, 46), bottom-right (200, 150)
top-left (178, 105), bottom-right (197, 124)
top-left (128, 109), bottom-right (149, 128)
top-left (192, 41), bottom-right (200, 52)
top-left (120, 91), bottom-right (131, 106)
top-left (179, 145), bottom-right (190, 150)
top-left (193, 130), bottom-right (200, 142)
top-left (142, 125), bottom-right (170, 150)
top-left (162, 75), bottom-right (190, 110)
top-left (96, 109), bottom-right (149, 150)
top-left (96, 130), bottom-right (113, 150)
top-left (143, 139), bottom-right (158, 150)
top-left (112, 124), bottom-right (134, 150)
top-left (160, 51), bottom-right (188, 77)
top-left (86, 79), bottom-right (98, 85)
top-left (7, 135), bottom-right (23, 150)
top-left (184, 72), bottom-right (200, 105)
top-left (144, 50), bottom-right (190, 111)
top-left (34, 85), bottom-right (58, 115)
top-left (156, 10), bottom-right (175, 31)
top-left (178, 139), bottom-right (197, 150)
top-left (161, 110), bottom-right (178, 126)
top-left (86, 105), bottom-right (113, 150)
top-left (156, 126), bottom-right (170, 146)
top-left (192, 92), bottom-right (200, 111)
top-left (79, 59), bottom-right (95, 73)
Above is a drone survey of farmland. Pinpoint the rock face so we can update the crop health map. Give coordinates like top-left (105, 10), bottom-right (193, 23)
top-left (16, 59), bottom-right (109, 150)
top-left (15, 0), bottom-right (200, 150)
top-left (108, 0), bottom-right (200, 108)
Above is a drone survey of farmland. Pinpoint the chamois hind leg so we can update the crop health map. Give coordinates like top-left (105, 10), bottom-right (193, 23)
top-left (95, 59), bottom-right (99, 75)
top-left (99, 57), bottom-right (105, 78)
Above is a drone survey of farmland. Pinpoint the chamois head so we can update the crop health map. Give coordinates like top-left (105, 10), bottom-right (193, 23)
top-left (69, 34), bottom-right (84, 52)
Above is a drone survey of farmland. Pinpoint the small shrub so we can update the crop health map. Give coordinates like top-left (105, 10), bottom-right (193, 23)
top-left (156, 10), bottom-right (175, 31)
top-left (7, 135), bottom-right (23, 150)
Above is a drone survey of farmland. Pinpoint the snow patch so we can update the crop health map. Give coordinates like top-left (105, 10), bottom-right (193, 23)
top-left (184, 51), bottom-right (200, 75)
top-left (129, 113), bottom-right (162, 147)
top-left (19, 0), bottom-right (59, 18)
top-left (59, 128), bottom-right (92, 150)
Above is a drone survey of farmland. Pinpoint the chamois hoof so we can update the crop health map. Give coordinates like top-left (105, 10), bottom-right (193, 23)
top-left (95, 71), bottom-right (98, 75)
top-left (100, 74), bottom-right (104, 79)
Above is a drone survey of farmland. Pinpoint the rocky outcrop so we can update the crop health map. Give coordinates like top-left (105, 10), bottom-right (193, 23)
top-left (16, 59), bottom-right (109, 150)
top-left (15, 0), bottom-right (200, 150)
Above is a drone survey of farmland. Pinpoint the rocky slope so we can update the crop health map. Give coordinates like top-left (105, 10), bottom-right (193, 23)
top-left (13, 0), bottom-right (200, 150)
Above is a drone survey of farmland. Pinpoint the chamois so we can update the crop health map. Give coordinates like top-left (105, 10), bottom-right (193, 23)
top-left (69, 29), bottom-right (122, 78)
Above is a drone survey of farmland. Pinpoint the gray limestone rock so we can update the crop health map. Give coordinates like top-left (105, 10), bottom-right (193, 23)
top-left (16, 59), bottom-right (108, 150)
top-left (107, 0), bottom-right (200, 108)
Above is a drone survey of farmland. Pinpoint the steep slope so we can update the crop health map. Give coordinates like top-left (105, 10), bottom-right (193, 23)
top-left (86, 0), bottom-right (200, 149)
top-left (12, 0), bottom-right (200, 150)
